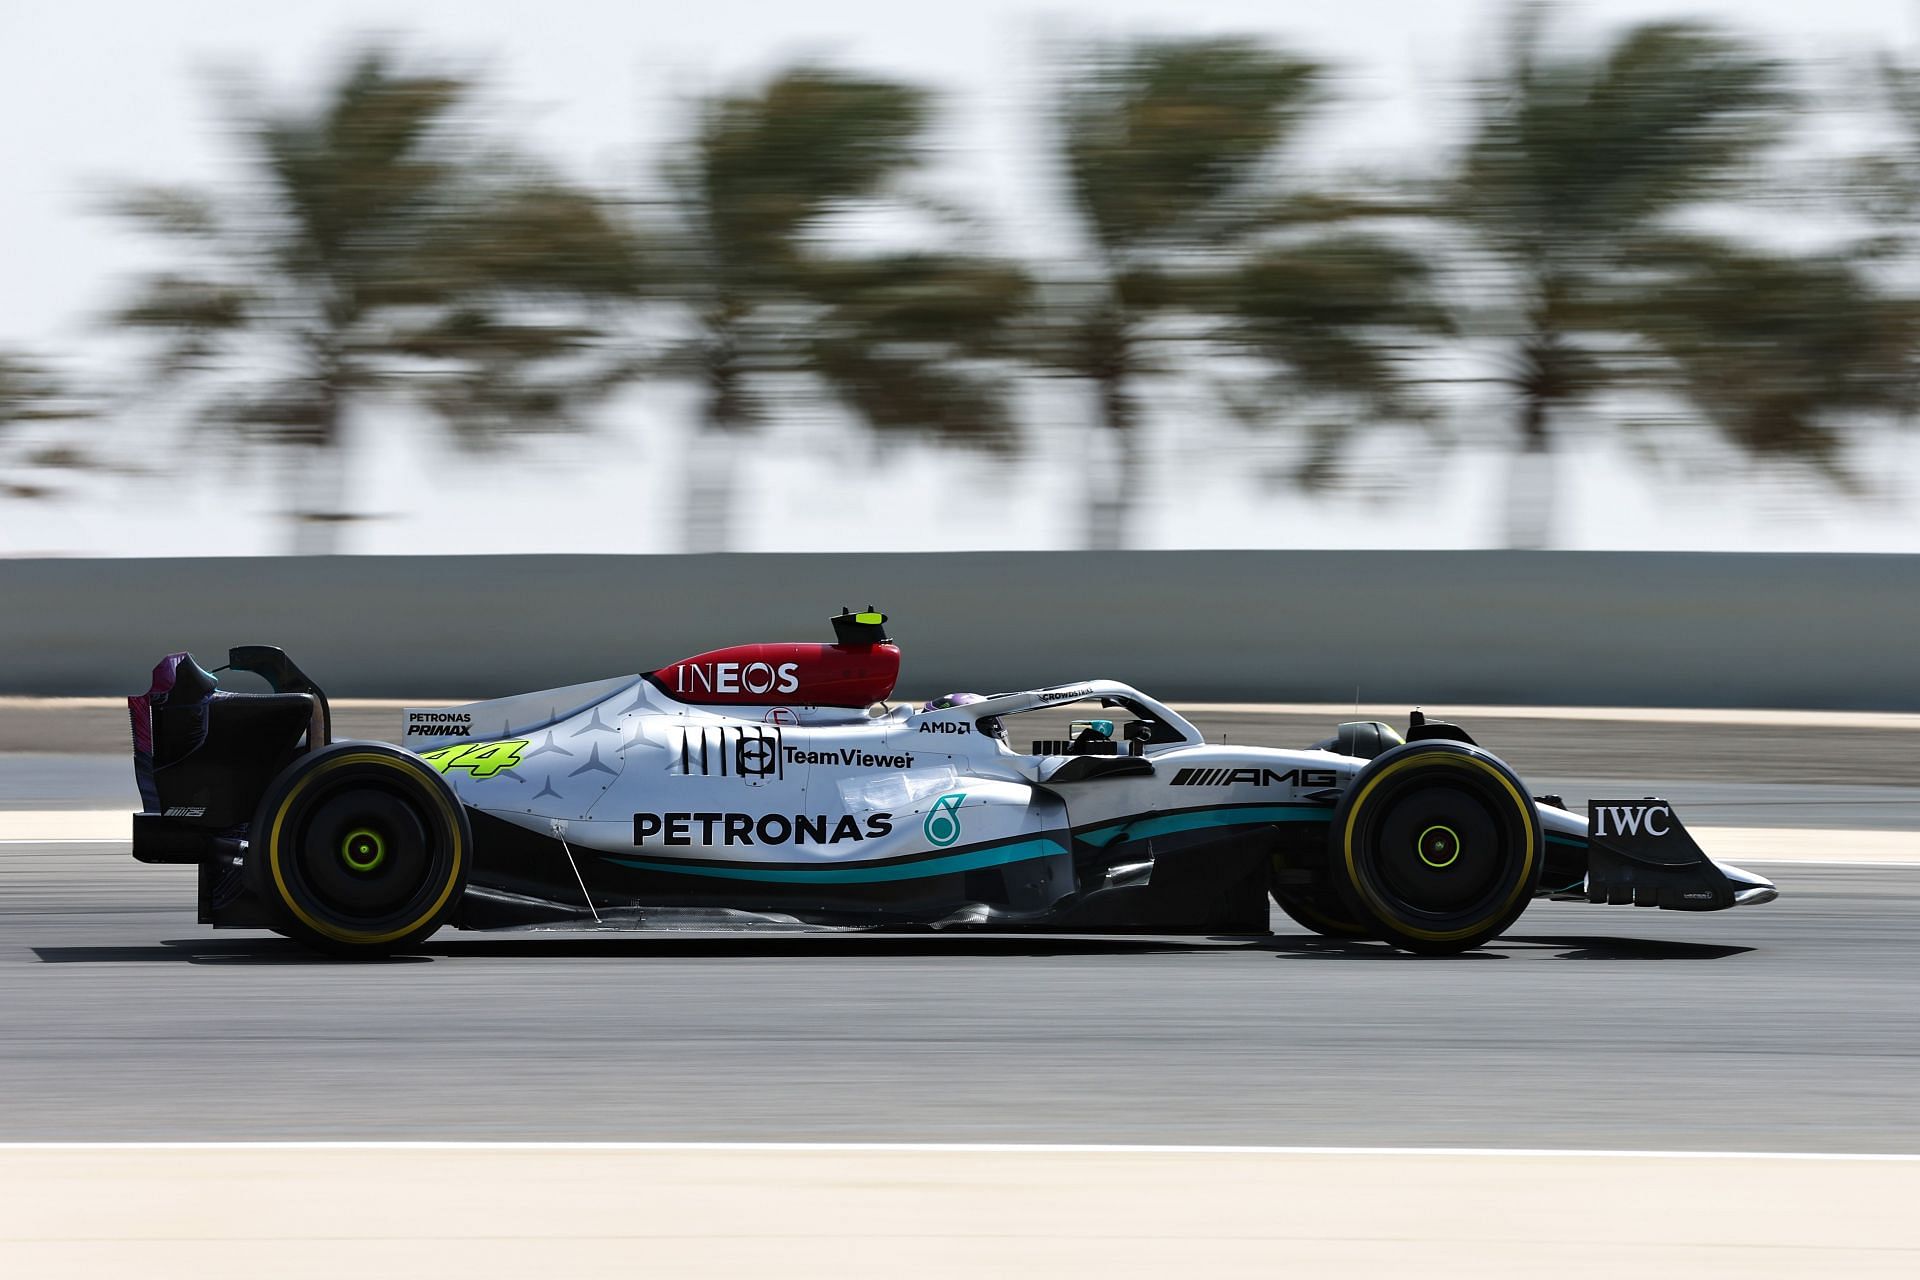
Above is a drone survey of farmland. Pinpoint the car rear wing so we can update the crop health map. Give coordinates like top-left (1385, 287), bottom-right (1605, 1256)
top-left (128, 646), bottom-right (330, 865)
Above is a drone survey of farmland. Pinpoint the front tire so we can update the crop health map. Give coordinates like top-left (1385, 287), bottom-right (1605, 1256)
top-left (1328, 741), bottom-right (1543, 954)
top-left (246, 742), bottom-right (470, 957)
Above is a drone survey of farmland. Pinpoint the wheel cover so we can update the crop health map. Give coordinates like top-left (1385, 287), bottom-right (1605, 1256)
top-left (1372, 785), bottom-right (1504, 914)
top-left (295, 788), bottom-right (432, 918)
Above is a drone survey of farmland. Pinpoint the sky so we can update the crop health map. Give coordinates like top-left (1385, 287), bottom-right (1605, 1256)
top-left (4, 0), bottom-right (1920, 555)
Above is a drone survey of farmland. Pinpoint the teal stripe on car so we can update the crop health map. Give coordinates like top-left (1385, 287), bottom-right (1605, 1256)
top-left (610, 803), bottom-right (1335, 884)
top-left (608, 835), bottom-right (1069, 885)
top-left (1078, 803), bottom-right (1330, 848)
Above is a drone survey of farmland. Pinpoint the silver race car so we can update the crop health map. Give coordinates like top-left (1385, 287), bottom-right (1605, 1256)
top-left (127, 609), bottom-right (1776, 956)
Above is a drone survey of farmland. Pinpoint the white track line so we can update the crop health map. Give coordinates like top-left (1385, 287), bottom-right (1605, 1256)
top-left (0, 812), bottom-right (127, 840)
top-left (1694, 825), bottom-right (1920, 864)
top-left (1177, 702), bottom-right (1920, 729)
top-left (1742, 858), bottom-right (1920, 868)
top-left (0, 1141), bottom-right (1914, 1159)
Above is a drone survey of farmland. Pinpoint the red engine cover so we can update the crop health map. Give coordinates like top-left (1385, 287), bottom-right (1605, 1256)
top-left (653, 642), bottom-right (901, 708)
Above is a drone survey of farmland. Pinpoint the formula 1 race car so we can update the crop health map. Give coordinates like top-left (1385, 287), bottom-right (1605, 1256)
top-left (125, 610), bottom-right (1776, 956)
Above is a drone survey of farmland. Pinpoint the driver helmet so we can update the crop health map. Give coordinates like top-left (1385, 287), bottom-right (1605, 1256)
top-left (921, 692), bottom-right (986, 712)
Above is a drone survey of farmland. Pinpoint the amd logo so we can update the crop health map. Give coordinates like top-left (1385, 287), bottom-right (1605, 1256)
top-left (676, 661), bottom-right (800, 697)
top-left (1171, 767), bottom-right (1338, 788)
top-left (918, 721), bottom-right (972, 735)
top-left (1592, 804), bottom-right (1672, 838)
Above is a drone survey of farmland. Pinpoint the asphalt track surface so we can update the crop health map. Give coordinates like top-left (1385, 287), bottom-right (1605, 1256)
top-left (3, 705), bottom-right (1917, 1151)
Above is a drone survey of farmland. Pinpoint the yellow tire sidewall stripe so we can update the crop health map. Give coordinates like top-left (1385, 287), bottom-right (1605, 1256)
top-left (266, 752), bottom-right (465, 946)
top-left (1340, 753), bottom-right (1539, 943)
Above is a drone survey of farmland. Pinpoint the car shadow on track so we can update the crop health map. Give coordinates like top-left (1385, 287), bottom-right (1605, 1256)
top-left (1502, 934), bottom-right (1755, 960)
top-left (27, 932), bottom-right (1753, 964)
top-left (28, 936), bottom-right (1256, 965)
top-left (29, 939), bottom-right (431, 965)
top-left (1246, 935), bottom-right (1748, 961)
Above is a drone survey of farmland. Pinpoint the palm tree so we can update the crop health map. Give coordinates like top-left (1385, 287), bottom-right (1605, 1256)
top-left (661, 67), bottom-right (1029, 552)
top-left (1048, 38), bottom-right (1441, 550)
top-left (1851, 56), bottom-right (1920, 254)
top-left (0, 351), bottom-right (94, 502)
top-left (110, 48), bottom-right (645, 553)
top-left (1831, 55), bottom-right (1920, 428)
top-left (1448, 7), bottom-right (1796, 546)
top-left (1632, 240), bottom-right (1916, 483)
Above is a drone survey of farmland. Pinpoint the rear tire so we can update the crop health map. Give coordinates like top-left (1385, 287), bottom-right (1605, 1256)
top-left (246, 742), bottom-right (470, 957)
top-left (1269, 877), bottom-right (1370, 938)
top-left (1328, 741), bottom-right (1543, 954)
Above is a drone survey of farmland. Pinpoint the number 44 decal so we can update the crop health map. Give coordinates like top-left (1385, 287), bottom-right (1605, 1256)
top-left (420, 739), bottom-right (526, 779)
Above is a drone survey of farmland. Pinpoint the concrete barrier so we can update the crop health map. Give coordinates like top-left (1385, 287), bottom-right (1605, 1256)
top-left (0, 551), bottom-right (1910, 706)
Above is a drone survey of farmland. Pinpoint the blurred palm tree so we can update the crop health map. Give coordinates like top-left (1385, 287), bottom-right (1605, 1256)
top-left (1629, 241), bottom-right (1916, 484)
top-left (661, 67), bottom-right (1030, 553)
top-left (1833, 55), bottom-right (1920, 420)
top-left (1449, 6), bottom-right (1809, 546)
top-left (1048, 38), bottom-right (1442, 550)
top-left (110, 48), bottom-right (645, 554)
top-left (1850, 56), bottom-right (1920, 251)
top-left (0, 352), bottom-right (95, 502)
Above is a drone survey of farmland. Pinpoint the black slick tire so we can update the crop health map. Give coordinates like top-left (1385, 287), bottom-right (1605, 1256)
top-left (245, 741), bottom-right (470, 958)
top-left (1269, 878), bottom-right (1371, 938)
top-left (1327, 741), bottom-right (1543, 955)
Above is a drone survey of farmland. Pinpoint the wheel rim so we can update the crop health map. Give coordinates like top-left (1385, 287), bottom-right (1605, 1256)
top-left (1416, 824), bottom-right (1460, 868)
top-left (341, 828), bottom-right (386, 872)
